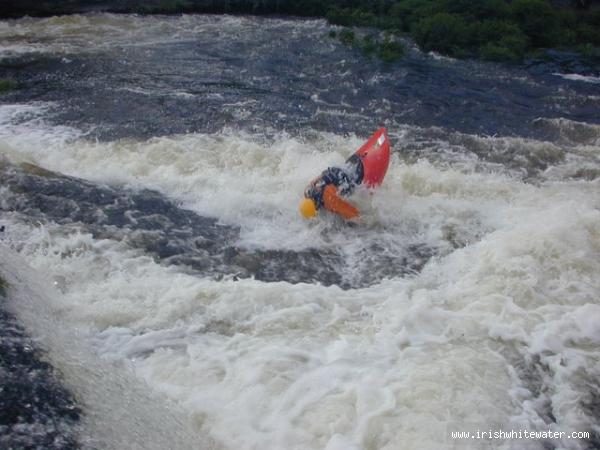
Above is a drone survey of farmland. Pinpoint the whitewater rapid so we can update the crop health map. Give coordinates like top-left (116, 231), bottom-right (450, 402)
top-left (1, 13), bottom-right (600, 450)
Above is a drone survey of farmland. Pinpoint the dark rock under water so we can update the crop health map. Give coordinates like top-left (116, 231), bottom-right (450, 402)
top-left (0, 282), bottom-right (81, 450)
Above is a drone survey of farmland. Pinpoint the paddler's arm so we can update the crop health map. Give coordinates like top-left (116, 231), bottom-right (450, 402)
top-left (322, 184), bottom-right (359, 220)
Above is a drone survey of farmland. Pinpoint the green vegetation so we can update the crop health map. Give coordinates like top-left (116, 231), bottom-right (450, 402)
top-left (576, 43), bottom-right (600, 60)
top-left (0, 79), bottom-right (16, 93)
top-left (333, 28), bottom-right (405, 62)
top-left (376, 39), bottom-right (406, 62)
top-left (324, 0), bottom-right (600, 63)
top-left (338, 28), bottom-right (356, 46)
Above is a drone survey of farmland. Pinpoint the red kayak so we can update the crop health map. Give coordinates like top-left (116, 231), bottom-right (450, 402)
top-left (353, 127), bottom-right (390, 187)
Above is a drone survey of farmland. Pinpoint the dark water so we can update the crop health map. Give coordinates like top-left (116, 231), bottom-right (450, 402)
top-left (0, 286), bottom-right (81, 450)
top-left (1, 17), bottom-right (598, 142)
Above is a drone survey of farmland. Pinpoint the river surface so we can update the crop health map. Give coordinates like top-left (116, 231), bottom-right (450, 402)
top-left (1, 13), bottom-right (599, 450)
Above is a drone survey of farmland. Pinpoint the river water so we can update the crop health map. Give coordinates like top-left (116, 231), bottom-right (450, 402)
top-left (0, 13), bottom-right (599, 450)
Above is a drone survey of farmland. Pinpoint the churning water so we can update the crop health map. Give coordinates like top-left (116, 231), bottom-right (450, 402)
top-left (1, 13), bottom-right (599, 450)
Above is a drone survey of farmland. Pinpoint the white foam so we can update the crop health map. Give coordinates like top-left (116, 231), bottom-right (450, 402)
top-left (554, 73), bottom-right (600, 84)
top-left (428, 51), bottom-right (457, 63)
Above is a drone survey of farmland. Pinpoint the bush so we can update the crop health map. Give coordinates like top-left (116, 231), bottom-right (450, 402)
top-left (389, 0), bottom-right (442, 32)
top-left (413, 12), bottom-right (471, 56)
top-left (557, 9), bottom-right (577, 28)
top-left (377, 39), bottom-right (406, 62)
top-left (361, 34), bottom-right (377, 56)
top-left (441, 0), bottom-right (510, 20)
top-left (584, 9), bottom-right (600, 28)
top-left (479, 43), bottom-right (518, 62)
top-left (499, 34), bottom-right (529, 57)
top-left (338, 28), bottom-right (356, 46)
top-left (0, 79), bottom-right (16, 93)
top-left (376, 15), bottom-right (403, 32)
top-left (576, 43), bottom-right (600, 60)
top-left (326, 7), bottom-right (378, 27)
top-left (510, 0), bottom-right (561, 48)
top-left (336, 30), bottom-right (405, 62)
top-left (474, 20), bottom-right (520, 45)
top-left (577, 24), bottom-right (600, 46)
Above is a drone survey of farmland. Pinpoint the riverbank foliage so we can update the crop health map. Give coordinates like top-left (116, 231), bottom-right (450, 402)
top-left (324, 0), bottom-right (600, 62)
top-left (330, 29), bottom-right (405, 62)
top-left (0, 79), bottom-right (16, 93)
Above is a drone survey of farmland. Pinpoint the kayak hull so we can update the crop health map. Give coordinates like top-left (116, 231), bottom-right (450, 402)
top-left (354, 127), bottom-right (390, 187)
